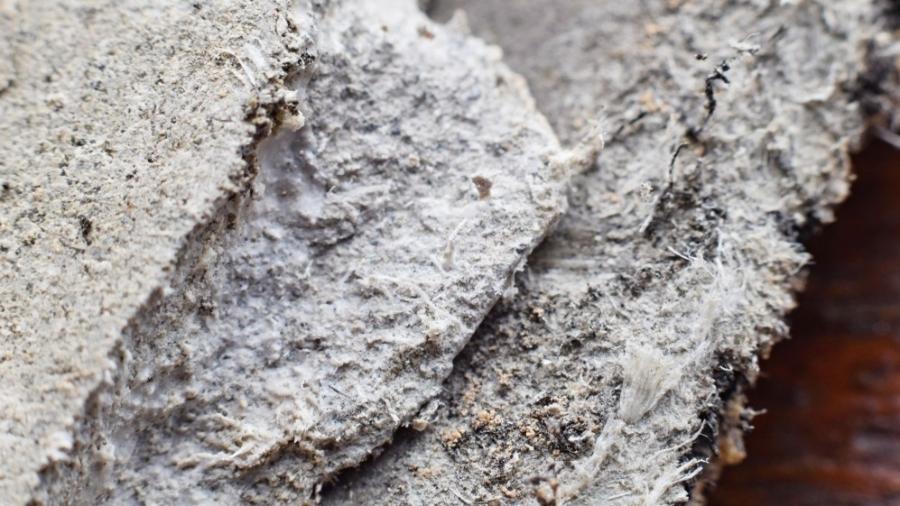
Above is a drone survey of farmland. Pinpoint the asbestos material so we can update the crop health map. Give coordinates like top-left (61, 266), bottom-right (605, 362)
top-left (2, 0), bottom-right (896, 504)
top-left (1, 1), bottom-right (568, 503)
top-left (324, 1), bottom-right (890, 504)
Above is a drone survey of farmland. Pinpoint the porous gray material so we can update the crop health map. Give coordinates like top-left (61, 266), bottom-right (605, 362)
top-left (0, 1), bottom-right (280, 502)
top-left (324, 1), bottom-right (885, 504)
top-left (1, 0), bottom-right (568, 504)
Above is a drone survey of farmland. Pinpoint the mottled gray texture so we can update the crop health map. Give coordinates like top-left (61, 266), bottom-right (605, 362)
top-left (324, 1), bottom-right (888, 505)
top-left (1, 0), bottom-right (568, 504)
top-left (3, 0), bottom-right (896, 504)
top-left (0, 0), bottom-right (279, 502)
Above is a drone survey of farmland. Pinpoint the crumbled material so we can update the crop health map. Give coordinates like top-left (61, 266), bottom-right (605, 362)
top-left (324, 1), bottom-right (890, 504)
top-left (1, 0), bottom-right (567, 503)
top-left (3, 0), bottom-right (897, 504)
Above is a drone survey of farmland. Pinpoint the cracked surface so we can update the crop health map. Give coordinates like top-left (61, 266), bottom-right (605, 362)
top-left (2, 0), bottom-right (565, 503)
top-left (0, 1), bottom-right (282, 501)
top-left (324, 1), bottom-right (882, 504)
top-left (2, 0), bottom-right (896, 504)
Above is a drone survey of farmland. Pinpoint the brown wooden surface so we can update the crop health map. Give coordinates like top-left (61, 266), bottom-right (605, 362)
top-left (708, 140), bottom-right (900, 506)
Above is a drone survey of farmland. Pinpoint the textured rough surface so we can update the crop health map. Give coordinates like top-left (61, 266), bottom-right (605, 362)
top-left (3, 0), bottom-right (897, 505)
top-left (711, 141), bottom-right (900, 506)
top-left (325, 1), bottom-right (886, 504)
top-left (0, 1), bottom-right (273, 502)
top-left (1, 0), bottom-right (567, 504)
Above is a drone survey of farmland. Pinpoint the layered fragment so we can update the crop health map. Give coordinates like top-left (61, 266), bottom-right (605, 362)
top-left (324, 1), bottom-right (885, 504)
top-left (1, 0), bottom-right (568, 503)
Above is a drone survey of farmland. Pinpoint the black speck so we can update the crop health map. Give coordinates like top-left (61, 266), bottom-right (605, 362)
top-left (79, 216), bottom-right (93, 245)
